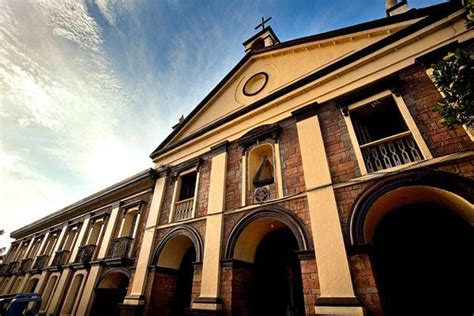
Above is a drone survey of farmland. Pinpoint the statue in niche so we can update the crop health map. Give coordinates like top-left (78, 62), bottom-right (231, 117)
top-left (253, 154), bottom-right (274, 187)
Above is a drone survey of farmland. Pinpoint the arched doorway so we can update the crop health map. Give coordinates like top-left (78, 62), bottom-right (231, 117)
top-left (372, 204), bottom-right (474, 315)
top-left (349, 171), bottom-right (474, 315)
top-left (90, 270), bottom-right (130, 316)
top-left (250, 228), bottom-right (305, 316)
top-left (225, 207), bottom-right (310, 315)
top-left (150, 225), bottom-right (203, 316)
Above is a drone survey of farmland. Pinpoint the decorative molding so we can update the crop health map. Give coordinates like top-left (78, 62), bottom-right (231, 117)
top-left (291, 102), bottom-right (319, 122)
top-left (295, 249), bottom-right (316, 260)
top-left (224, 205), bottom-right (310, 260)
top-left (236, 123), bottom-right (281, 150)
top-left (315, 297), bottom-right (362, 307)
top-left (243, 72), bottom-right (269, 96)
top-left (349, 170), bottom-right (474, 246)
top-left (220, 258), bottom-right (254, 269)
top-left (210, 141), bottom-right (229, 156)
top-left (151, 224), bottom-right (204, 266)
top-left (170, 157), bottom-right (203, 177)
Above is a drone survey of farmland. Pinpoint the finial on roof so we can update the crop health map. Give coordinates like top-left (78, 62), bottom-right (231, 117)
top-left (385, 0), bottom-right (409, 16)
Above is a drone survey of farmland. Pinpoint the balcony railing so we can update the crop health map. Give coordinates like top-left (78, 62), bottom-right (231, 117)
top-left (0, 264), bottom-right (8, 276)
top-left (32, 255), bottom-right (50, 270)
top-left (18, 258), bottom-right (33, 273)
top-left (173, 198), bottom-right (194, 221)
top-left (5, 262), bottom-right (18, 275)
top-left (360, 132), bottom-right (422, 173)
top-left (106, 237), bottom-right (133, 259)
top-left (51, 250), bottom-right (71, 267)
top-left (74, 244), bottom-right (96, 263)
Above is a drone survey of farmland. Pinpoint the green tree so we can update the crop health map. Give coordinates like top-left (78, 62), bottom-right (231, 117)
top-left (430, 1), bottom-right (473, 129)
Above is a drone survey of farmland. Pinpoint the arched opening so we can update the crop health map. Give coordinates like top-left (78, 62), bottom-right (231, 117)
top-left (349, 172), bottom-right (474, 315)
top-left (25, 277), bottom-right (39, 293)
top-left (90, 270), bottom-right (130, 316)
top-left (61, 274), bottom-right (84, 315)
top-left (149, 226), bottom-right (202, 316)
top-left (372, 204), bottom-right (474, 315)
top-left (40, 275), bottom-right (58, 311)
top-left (225, 208), bottom-right (309, 315)
top-left (250, 228), bottom-right (305, 316)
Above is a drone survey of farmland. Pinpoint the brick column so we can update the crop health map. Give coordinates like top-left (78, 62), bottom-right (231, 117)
top-left (191, 142), bottom-right (228, 314)
top-left (294, 108), bottom-right (363, 315)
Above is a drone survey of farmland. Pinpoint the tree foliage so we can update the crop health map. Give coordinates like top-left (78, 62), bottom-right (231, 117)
top-left (430, 1), bottom-right (473, 129)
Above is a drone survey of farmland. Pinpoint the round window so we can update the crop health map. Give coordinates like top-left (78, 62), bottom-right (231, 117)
top-left (243, 72), bottom-right (268, 96)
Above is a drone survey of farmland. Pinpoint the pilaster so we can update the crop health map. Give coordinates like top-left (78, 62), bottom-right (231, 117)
top-left (123, 174), bottom-right (166, 308)
top-left (191, 142), bottom-right (227, 313)
top-left (294, 110), bottom-right (364, 315)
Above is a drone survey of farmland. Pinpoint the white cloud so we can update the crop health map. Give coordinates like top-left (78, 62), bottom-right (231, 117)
top-left (0, 0), bottom-right (153, 250)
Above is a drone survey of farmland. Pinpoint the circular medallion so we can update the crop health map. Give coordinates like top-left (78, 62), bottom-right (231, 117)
top-left (243, 72), bottom-right (268, 96)
top-left (254, 186), bottom-right (270, 203)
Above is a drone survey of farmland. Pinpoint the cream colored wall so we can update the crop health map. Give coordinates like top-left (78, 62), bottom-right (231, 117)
top-left (125, 176), bottom-right (167, 305)
top-left (45, 269), bottom-right (72, 315)
top-left (153, 10), bottom-right (469, 168)
top-left (176, 25), bottom-right (409, 140)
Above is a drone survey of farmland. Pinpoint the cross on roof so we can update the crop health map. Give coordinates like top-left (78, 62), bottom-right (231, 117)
top-left (255, 16), bottom-right (272, 31)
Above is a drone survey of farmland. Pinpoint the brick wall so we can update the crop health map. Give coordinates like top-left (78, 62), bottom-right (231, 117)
top-left (399, 65), bottom-right (473, 157)
top-left (279, 118), bottom-right (306, 196)
top-left (145, 270), bottom-right (178, 316)
top-left (225, 143), bottom-right (242, 211)
top-left (318, 104), bottom-right (360, 183)
top-left (300, 258), bottom-right (320, 316)
top-left (349, 254), bottom-right (382, 316)
top-left (195, 158), bottom-right (211, 218)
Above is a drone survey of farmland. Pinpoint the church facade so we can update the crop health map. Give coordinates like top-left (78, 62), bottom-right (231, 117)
top-left (1, 1), bottom-right (473, 315)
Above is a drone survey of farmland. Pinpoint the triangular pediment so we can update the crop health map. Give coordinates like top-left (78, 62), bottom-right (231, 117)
top-left (172, 25), bottom-right (409, 139)
top-left (150, 3), bottom-right (447, 158)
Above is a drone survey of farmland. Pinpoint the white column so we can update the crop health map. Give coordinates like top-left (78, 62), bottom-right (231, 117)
top-left (192, 143), bottom-right (227, 311)
top-left (296, 113), bottom-right (363, 315)
top-left (124, 174), bottom-right (167, 306)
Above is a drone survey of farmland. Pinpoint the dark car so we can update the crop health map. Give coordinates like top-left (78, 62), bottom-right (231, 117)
top-left (0, 293), bottom-right (41, 316)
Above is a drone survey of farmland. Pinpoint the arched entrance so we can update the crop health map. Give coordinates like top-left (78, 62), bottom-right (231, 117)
top-left (225, 207), bottom-right (310, 316)
top-left (349, 171), bottom-right (474, 315)
top-left (372, 204), bottom-right (473, 315)
top-left (90, 269), bottom-right (130, 316)
top-left (250, 228), bottom-right (305, 316)
top-left (150, 225), bottom-right (203, 316)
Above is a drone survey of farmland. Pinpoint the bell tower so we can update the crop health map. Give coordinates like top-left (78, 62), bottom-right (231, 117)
top-left (242, 17), bottom-right (280, 53)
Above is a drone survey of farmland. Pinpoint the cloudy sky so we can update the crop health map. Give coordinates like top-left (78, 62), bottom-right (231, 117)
top-left (0, 0), bottom-right (444, 250)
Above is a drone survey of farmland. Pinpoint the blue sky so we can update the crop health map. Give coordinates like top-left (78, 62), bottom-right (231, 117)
top-left (0, 0), bottom-right (445, 250)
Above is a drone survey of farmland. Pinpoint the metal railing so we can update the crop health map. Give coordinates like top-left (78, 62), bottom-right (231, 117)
top-left (0, 264), bottom-right (8, 276)
top-left (173, 198), bottom-right (194, 221)
top-left (106, 237), bottom-right (133, 259)
top-left (31, 255), bottom-right (49, 270)
top-left (5, 262), bottom-right (18, 275)
top-left (360, 132), bottom-right (422, 173)
top-left (74, 244), bottom-right (96, 263)
top-left (51, 250), bottom-right (71, 267)
top-left (18, 258), bottom-right (33, 273)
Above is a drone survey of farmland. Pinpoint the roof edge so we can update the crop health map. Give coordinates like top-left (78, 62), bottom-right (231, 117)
top-left (149, 1), bottom-right (460, 160)
top-left (10, 168), bottom-right (156, 239)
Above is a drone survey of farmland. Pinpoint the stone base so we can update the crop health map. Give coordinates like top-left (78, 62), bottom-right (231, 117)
top-left (118, 303), bottom-right (144, 316)
top-left (188, 297), bottom-right (225, 316)
top-left (315, 297), bottom-right (365, 316)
